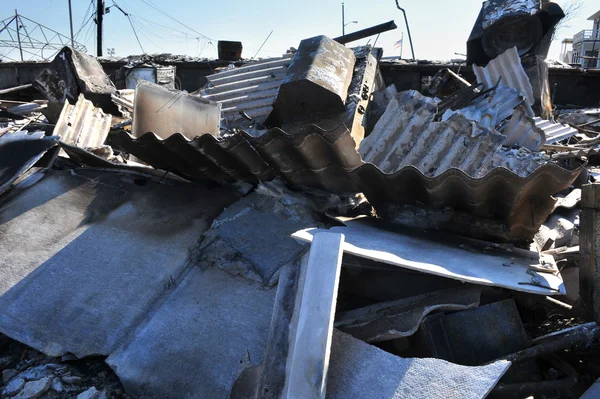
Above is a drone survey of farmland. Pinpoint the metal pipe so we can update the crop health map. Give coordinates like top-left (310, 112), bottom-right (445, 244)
top-left (96, 0), bottom-right (103, 56)
top-left (394, 1), bottom-right (415, 60)
top-left (68, 0), bottom-right (75, 47)
top-left (0, 83), bottom-right (32, 95)
top-left (333, 20), bottom-right (397, 45)
top-left (342, 2), bottom-right (345, 36)
top-left (14, 10), bottom-right (23, 61)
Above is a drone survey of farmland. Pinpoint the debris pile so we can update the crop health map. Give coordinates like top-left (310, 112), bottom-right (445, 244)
top-left (2, 3), bottom-right (600, 399)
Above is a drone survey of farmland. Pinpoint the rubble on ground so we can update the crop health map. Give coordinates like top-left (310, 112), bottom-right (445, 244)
top-left (3, 2), bottom-right (600, 398)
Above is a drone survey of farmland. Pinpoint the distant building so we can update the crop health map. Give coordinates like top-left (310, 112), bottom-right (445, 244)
top-left (571, 10), bottom-right (600, 68)
top-left (560, 38), bottom-right (573, 63)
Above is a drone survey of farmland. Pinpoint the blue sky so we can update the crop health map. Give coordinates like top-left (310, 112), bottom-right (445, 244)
top-left (0, 0), bottom-right (597, 61)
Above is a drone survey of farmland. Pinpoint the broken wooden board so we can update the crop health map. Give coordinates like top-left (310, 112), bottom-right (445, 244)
top-left (292, 219), bottom-right (565, 295)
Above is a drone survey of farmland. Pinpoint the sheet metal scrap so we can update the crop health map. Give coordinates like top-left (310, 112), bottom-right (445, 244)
top-left (501, 106), bottom-right (546, 150)
top-left (359, 90), bottom-right (548, 178)
top-left (352, 163), bottom-right (583, 241)
top-left (473, 47), bottom-right (535, 106)
top-left (535, 118), bottom-right (579, 144)
top-left (199, 54), bottom-right (294, 126)
top-left (54, 94), bottom-right (112, 149)
top-left (442, 85), bottom-right (528, 130)
top-left (107, 124), bottom-right (363, 193)
top-left (0, 131), bottom-right (58, 195)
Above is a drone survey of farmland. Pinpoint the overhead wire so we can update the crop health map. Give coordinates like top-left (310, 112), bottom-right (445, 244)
top-left (76, 0), bottom-right (94, 34)
top-left (137, 0), bottom-right (214, 41)
top-left (112, 1), bottom-right (145, 53)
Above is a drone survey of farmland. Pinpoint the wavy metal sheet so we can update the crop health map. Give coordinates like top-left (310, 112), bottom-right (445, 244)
top-left (442, 85), bottom-right (527, 129)
top-left (106, 121), bottom-right (582, 242)
top-left (200, 55), bottom-right (293, 125)
top-left (534, 117), bottom-right (579, 143)
top-left (501, 106), bottom-right (546, 150)
top-left (108, 125), bottom-right (363, 193)
top-left (473, 47), bottom-right (535, 106)
top-left (359, 90), bottom-right (548, 178)
top-left (352, 163), bottom-right (583, 241)
top-left (53, 93), bottom-right (112, 149)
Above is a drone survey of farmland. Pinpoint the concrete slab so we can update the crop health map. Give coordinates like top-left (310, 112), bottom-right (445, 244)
top-left (0, 168), bottom-right (238, 357)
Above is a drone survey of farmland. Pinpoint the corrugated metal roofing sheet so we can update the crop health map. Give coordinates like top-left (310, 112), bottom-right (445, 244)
top-left (200, 55), bottom-right (293, 125)
top-left (473, 47), bottom-right (535, 106)
top-left (501, 106), bottom-right (546, 150)
top-left (359, 90), bottom-right (547, 177)
top-left (442, 85), bottom-right (527, 129)
top-left (105, 120), bottom-right (582, 242)
top-left (534, 117), bottom-right (579, 143)
top-left (53, 93), bottom-right (112, 149)
top-left (352, 163), bottom-right (583, 241)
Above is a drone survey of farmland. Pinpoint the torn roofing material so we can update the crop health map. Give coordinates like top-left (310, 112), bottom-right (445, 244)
top-left (335, 286), bottom-right (482, 343)
top-left (353, 163), bottom-right (583, 241)
top-left (132, 81), bottom-right (221, 140)
top-left (359, 90), bottom-right (548, 178)
top-left (328, 330), bottom-right (510, 399)
top-left (292, 219), bottom-right (565, 295)
top-left (441, 84), bottom-right (528, 130)
top-left (107, 119), bottom-right (582, 242)
top-left (501, 106), bottom-right (546, 150)
top-left (107, 125), bottom-right (363, 192)
top-left (535, 117), bottom-right (579, 144)
top-left (0, 132), bottom-right (58, 195)
top-left (199, 55), bottom-right (293, 125)
top-left (473, 46), bottom-right (535, 106)
top-left (54, 94), bottom-right (112, 149)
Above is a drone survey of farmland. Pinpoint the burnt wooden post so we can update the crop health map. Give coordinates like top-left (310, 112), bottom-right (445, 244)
top-left (580, 183), bottom-right (600, 322)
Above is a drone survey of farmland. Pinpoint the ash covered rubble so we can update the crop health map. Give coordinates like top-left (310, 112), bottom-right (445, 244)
top-left (3, 3), bottom-right (600, 399)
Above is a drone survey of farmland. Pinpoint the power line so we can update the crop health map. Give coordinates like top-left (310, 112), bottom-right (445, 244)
top-left (77, 0), bottom-right (94, 34)
top-left (137, 0), bottom-right (214, 41)
top-left (112, 2), bottom-right (145, 53)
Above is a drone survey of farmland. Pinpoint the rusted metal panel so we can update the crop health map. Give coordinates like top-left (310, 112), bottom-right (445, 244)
top-left (107, 124), bottom-right (363, 193)
top-left (54, 94), bottom-right (112, 149)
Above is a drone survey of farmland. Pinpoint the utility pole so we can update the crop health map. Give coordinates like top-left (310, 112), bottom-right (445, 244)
top-left (96, 0), bottom-right (104, 56)
top-left (14, 9), bottom-right (23, 61)
top-left (342, 3), bottom-right (345, 36)
top-left (394, 1), bottom-right (415, 61)
top-left (68, 0), bottom-right (75, 47)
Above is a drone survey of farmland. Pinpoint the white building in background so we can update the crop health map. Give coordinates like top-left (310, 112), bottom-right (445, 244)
top-left (571, 9), bottom-right (600, 68)
top-left (560, 38), bottom-right (573, 63)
